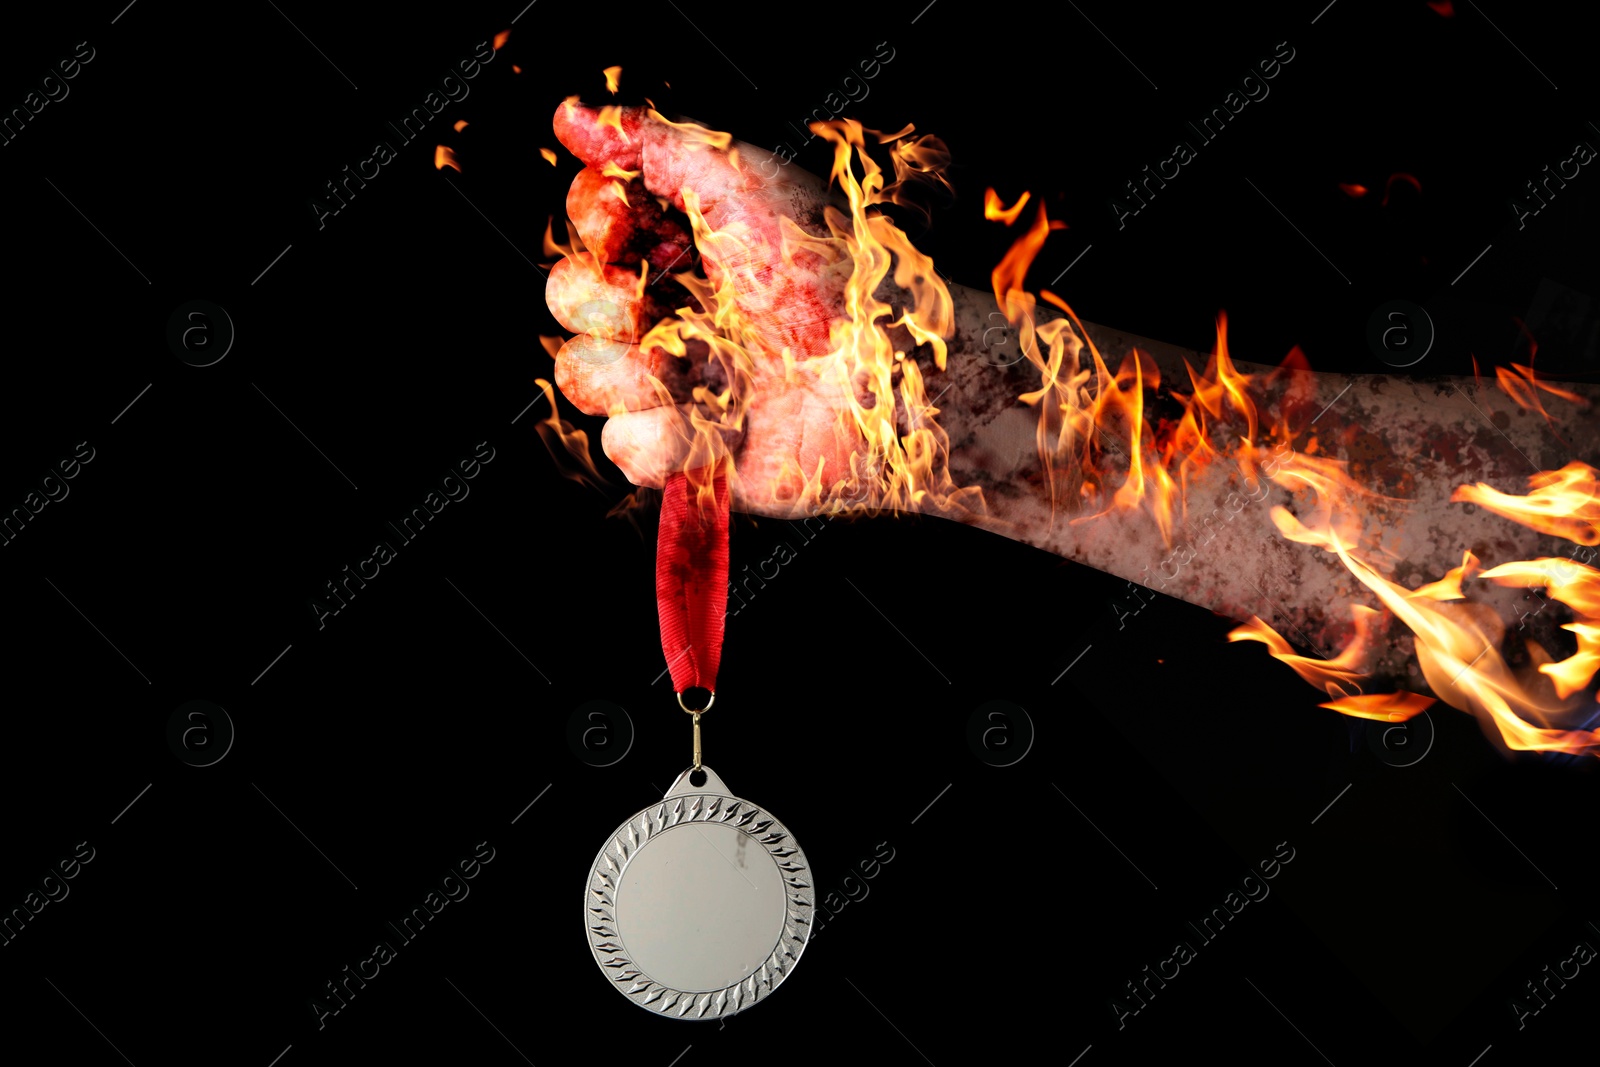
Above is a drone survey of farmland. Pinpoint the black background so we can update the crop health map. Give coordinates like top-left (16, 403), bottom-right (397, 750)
top-left (2, 1), bottom-right (1597, 1065)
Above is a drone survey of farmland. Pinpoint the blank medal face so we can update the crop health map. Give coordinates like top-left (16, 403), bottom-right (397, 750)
top-left (586, 766), bottom-right (812, 1018)
top-left (616, 821), bottom-right (785, 990)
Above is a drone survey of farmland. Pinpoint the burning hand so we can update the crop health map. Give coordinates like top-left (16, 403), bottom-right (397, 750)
top-left (545, 101), bottom-right (955, 517)
top-left (540, 98), bottom-right (1600, 758)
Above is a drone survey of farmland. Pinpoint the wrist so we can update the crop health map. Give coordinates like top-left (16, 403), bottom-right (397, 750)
top-left (890, 283), bottom-right (1055, 520)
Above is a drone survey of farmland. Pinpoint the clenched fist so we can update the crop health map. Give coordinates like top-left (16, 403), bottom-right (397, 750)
top-left (545, 101), bottom-right (940, 517)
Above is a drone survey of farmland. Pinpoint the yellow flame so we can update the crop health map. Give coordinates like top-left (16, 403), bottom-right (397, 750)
top-left (1479, 557), bottom-right (1600, 699)
top-left (1495, 362), bottom-right (1588, 437)
top-left (1319, 691), bottom-right (1435, 722)
top-left (645, 109), bottom-right (732, 151)
top-left (597, 106), bottom-right (629, 143)
top-left (1452, 462), bottom-right (1600, 546)
top-left (983, 188), bottom-right (1031, 225)
top-left (633, 118), bottom-right (974, 516)
top-left (532, 378), bottom-right (607, 489)
top-left (1228, 605), bottom-right (1385, 701)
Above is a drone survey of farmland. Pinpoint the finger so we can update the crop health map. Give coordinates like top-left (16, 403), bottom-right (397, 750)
top-left (566, 166), bottom-right (692, 269)
top-left (552, 98), bottom-right (647, 169)
top-left (554, 335), bottom-right (691, 416)
top-left (636, 117), bottom-right (843, 356)
top-left (545, 253), bottom-right (674, 341)
top-left (638, 113), bottom-right (749, 216)
top-left (553, 103), bottom-right (842, 356)
top-left (553, 102), bottom-right (747, 216)
top-left (601, 405), bottom-right (742, 489)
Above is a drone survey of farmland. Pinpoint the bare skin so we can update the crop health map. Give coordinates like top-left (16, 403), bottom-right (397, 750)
top-left (546, 103), bottom-right (1600, 682)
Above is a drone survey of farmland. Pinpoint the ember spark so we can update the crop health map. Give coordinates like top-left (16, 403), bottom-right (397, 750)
top-left (310, 39), bottom-right (499, 230)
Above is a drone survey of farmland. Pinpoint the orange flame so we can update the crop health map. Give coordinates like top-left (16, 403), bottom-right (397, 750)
top-left (531, 378), bottom-right (607, 490)
top-left (597, 106), bottom-right (630, 143)
top-left (1479, 557), bottom-right (1600, 699)
top-left (454, 120), bottom-right (469, 132)
top-left (645, 109), bottom-right (732, 151)
top-left (434, 145), bottom-right (461, 172)
top-left (1452, 462), bottom-right (1600, 546)
top-left (876, 127), bottom-right (954, 223)
top-left (604, 65), bottom-right (622, 94)
top-left (983, 188), bottom-right (1031, 225)
top-left (1272, 476), bottom-right (1600, 754)
top-left (493, 29), bottom-right (511, 50)
top-left (991, 203), bottom-right (1053, 316)
top-left (1228, 605), bottom-right (1386, 701)
top-left (540, 147), bottom-right (558, 166)
top-left (626, 117), bottom-right (972, 515)
top-left (1493, 362), bottom-right (1588, 437)
top-left (542, 214), bottom-right (585, 261)
top-left (1320, 691), bottom-right (1436, 722)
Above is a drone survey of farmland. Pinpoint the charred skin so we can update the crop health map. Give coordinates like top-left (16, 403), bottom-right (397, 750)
top-left (931, 284), bottom-right (1599, 686)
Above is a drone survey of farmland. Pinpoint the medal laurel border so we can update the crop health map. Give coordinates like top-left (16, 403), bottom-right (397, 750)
top-left (585, 790), bottom-right (813, 1019)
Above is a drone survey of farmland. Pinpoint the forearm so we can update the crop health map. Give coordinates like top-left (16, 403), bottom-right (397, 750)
top-left (920, 282), bottom-right (1598, 676)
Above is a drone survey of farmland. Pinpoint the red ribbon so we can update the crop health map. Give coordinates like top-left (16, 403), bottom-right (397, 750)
top-left (656, 469), bottom-right (731, 696)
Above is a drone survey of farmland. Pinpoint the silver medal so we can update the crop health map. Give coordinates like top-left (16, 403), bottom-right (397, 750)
top-left (584, 764), bottom-right (813, 1018)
